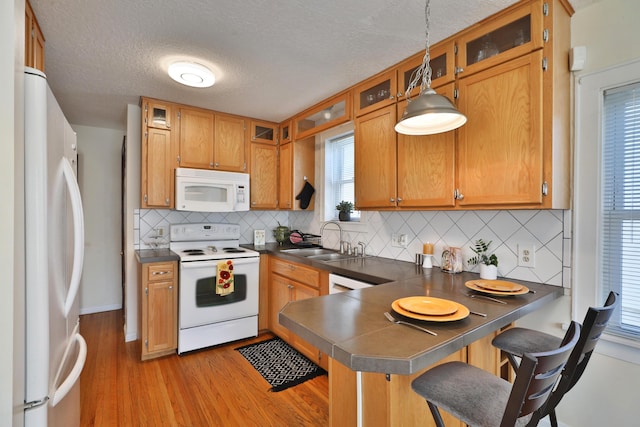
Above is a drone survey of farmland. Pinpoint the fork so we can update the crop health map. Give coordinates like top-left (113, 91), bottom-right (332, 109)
top-left (467, 293), bottom-right (507, 305)
top-left (384, 312), bottom-right (437, 336)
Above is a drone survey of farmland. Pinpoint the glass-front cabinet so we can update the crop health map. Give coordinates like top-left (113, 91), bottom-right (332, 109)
top-left (280, 120), bottom-right (292, 145)
top-left (396, 40), bottom-right (455, 99)
top-left (455, 0), bottom-right (544, 77)
top-left (353, 70), bottom-right (397, 117)
top-left (145, 99), bottom-right (172, 130)
top-left (251, 120), bottom-right (278, 145)
top-left (294, 91), bottom-right (351, 140)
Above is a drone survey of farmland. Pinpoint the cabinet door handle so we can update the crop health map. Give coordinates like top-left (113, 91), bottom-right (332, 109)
top-left (165, 198), bottom-right (170, 205)
top-left (389, 197), bottom-right (395, 203)
top-left (397, 197), bottom-right (403, 203)
top-left (454, 189), bottom-right (465, 200)
top-left (169, 285), bottom-right (173, 290)
top-left (455, 66), bottom-right (464, 75)
top-left (152, 271), bottom-right (169, 275)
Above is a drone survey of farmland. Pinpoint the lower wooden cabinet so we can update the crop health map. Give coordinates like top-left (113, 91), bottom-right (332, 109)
top-left (268, 256), bottom-right (329, 369)
top-left (138, 261), bottom-right (178, 361)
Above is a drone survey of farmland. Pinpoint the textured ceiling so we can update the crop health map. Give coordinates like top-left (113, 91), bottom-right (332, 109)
top-left (29, 0), bottom-right (597, 131)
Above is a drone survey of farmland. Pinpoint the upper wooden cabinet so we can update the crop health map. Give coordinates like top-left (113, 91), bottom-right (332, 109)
top-left (294, 91), bottom-right (352, 140)
top-left (456, 52), bottom-right (543, 207)
top-left (178, 107), bottom-right (215, 169)
top-left (214, 113), bottom-right (248, 172)
top-left (140, 97), bottom-right (178, 208)
top-left (396, 84), bottom-right (457, 209)
top-left (251, 120), bottom-right (278, 145)
top-left (178, 107), bottom-right (248, 172)
top-left (282, 137), bottom-right (315, 211)
top-left (353, 70), bottom-right (397, 117)
top-left (280, 120), bottom-right (292, 145)
top-left (455, 0), bottom-right (545, 78)
top-left (454, 0), bottom-right (572, 209)
top-left (396, 40), bottom-right (456, 99)
top-left (355, 85), bottom-right (457, 210)
top-left (25, 0), bottom-right (45, 72)
top-left (249, 141), bottom-right (278, 209)
top-left (354, 104), bottom-right (397, 209)
top-left (352, 0), bottom-right (571, 211)
top-left (145, 100), bottom-right (172, 130)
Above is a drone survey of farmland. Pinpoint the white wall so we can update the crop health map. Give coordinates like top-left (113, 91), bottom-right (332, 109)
top-left (124, 105), bottom-right (141, 341)
top-left (517, 1), bottom-right (640, 425)
top-left (75, 125), bottom-right (124, 314)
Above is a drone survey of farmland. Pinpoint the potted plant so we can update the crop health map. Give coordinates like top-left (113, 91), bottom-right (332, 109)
top-left (336, 200), bottom-right (354, 221)
top-left (468, 239), bottom-right (498, 280)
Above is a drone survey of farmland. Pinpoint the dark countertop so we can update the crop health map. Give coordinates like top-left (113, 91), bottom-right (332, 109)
top-left (135, 248), bottom-right (179, 263)
top-left (278, 269), bottom-right (563, 375)
top-left (243, 242), bottom-right (425, 284)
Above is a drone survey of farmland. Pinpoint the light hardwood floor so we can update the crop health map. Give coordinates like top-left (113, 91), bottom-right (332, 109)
top-left (80, 310), bottom-right (329, 426)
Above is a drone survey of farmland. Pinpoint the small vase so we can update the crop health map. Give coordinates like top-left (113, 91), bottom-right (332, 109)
top-left (480, 264), bottom-right (498, 280)
top-left (338, 211), bottom-right (351, 221)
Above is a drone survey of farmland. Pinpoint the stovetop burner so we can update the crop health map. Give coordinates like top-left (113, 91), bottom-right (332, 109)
top-left (223, 248), bottom-right (245, 253)
top-left (170, 223), bottom-right (260, 261)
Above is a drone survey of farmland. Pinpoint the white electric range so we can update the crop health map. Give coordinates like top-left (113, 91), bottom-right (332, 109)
top-left (170, 223), bottom-right (260, 354)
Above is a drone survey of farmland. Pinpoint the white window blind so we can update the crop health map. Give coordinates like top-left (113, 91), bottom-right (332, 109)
top-left (328, 132), bottom-right (359, 219)
top-left (602, 81), bottom-right (640, 339)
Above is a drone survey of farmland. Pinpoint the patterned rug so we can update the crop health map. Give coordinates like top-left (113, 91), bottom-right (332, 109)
top-left (235, 337), bottom-right (326, 392)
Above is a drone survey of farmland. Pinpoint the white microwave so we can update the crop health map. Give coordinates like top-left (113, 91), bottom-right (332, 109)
top-left (175, 168), bottom-right (250, 212)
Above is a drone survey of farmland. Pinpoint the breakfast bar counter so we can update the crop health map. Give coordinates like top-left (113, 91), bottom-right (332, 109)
top-left (279, 269), bottom-right (563, 426)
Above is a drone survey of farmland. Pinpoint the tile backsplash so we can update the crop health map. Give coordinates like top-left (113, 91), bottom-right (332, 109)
top-left (135, 208), bottom-right (570, 287)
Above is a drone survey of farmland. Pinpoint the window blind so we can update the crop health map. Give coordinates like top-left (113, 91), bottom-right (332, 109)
top-left (602, 81), bottom-right (640, 339)
top-left (329, 133), bottom-right (358, 217)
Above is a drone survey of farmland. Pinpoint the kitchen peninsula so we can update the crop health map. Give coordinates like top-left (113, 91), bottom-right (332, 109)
top-left (279, 269), bottom-right (563, 426)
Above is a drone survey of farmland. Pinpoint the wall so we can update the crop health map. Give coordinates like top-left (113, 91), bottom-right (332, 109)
top-left (539, 0), bottom-right (640, 425)
top-left (124, 104), bottom-right (140, 341)
top-left (75, 125), bottom-right (124, 314)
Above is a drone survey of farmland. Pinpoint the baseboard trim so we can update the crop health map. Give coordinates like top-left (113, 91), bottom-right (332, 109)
top-left (79, 303), bottom-right (122, 315)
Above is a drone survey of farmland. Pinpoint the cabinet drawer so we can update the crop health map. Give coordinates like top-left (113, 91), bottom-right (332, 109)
top-left (270, 258), bottom-right (320, 288)
top-left (146, 263), bottom-right (175, 282)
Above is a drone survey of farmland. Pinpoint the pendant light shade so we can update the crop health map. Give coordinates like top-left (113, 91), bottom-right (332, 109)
top-left (395, 0), bottom-right (466, 136)
top-left (395, 88), bottom-right (467, 135)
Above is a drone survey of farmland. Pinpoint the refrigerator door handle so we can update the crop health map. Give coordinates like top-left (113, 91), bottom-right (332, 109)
top-left (49, 329), bottom-right (87, 407)
top-left (61, 157), bottom-right (85, 318)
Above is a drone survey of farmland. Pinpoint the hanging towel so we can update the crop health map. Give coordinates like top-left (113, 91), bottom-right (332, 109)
top-left (295, 181), bottom-right (315, 209)
top-left (216, 260), bottom-right (234, 296)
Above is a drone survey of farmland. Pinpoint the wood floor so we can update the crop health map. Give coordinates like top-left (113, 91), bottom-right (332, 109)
top-left (80, 310), bottom-right (330, 426)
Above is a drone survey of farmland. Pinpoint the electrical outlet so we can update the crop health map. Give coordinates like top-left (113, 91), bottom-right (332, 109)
top-left (518, 243), bottom-right (535, 267)
top-left (391, 233), bottom-right (408, 248)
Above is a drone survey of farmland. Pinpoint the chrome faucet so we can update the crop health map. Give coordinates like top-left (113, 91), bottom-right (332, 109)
top-left (357, 241), bottom-right (366, 257)
top-left (320, 221), bottom-right (344, 253)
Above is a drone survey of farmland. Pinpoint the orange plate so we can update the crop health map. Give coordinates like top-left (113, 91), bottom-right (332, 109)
top-left (396, 296), bottom-right (459, 316)
top-left (465, 280), bottom-right (529, 296)
top-left (391, 299), bottom-right (470, 322)
top-left (473, 280), bottom-right (523, 292)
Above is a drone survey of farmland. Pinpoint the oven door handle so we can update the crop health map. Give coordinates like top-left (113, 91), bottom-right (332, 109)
top-left (180, 257), bottom-right (260, 269)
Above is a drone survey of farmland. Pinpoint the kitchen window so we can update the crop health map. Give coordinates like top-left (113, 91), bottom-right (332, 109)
top-left (323, 125), bottom-right (361, 222)
top-left (575, 58), bottom-right (640, 364)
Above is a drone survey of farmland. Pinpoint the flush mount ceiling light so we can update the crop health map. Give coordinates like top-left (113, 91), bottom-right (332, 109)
top-left (395, 0), bottom-right (467, 135)
top-left (168, 61), bottom-right (215, 88)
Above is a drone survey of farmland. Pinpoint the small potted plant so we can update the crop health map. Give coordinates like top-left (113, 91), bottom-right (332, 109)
top-left (336, 200), bottom-right (354, 221)
top-left (468, 239), bottom-right (498, 280)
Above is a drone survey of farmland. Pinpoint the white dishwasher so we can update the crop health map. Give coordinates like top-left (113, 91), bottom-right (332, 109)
top-left (328, 273), bottom-right (377, 294)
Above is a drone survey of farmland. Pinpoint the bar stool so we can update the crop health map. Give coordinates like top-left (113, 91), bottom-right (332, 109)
top-left (492, 291), bottom-right (618, 427)
top-left (411, 321), bottom-right (581, 427)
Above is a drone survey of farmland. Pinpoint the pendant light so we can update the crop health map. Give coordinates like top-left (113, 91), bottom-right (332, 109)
top-left (395, 0), bottom-right (466, 135)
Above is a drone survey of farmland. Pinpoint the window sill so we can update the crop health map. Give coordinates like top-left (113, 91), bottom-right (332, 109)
top-left (597, 333), bottom-right (640, 365)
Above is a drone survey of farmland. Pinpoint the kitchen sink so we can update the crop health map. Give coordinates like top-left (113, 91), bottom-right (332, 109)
top-left (280, 248), bottom-right (335, 256)
top-left (306, 253), bottom-right (357, 262)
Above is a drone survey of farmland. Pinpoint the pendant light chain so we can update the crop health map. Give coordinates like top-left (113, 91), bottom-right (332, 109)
top-left (405, 0), bottom-right (433, 100)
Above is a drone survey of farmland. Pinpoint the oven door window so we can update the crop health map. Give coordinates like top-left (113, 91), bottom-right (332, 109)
top-left (195, 274), bottom-right (247, 307)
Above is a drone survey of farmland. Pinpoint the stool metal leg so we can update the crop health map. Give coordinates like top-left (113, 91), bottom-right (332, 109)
top-left (427, 401), bottom-right (446, 427)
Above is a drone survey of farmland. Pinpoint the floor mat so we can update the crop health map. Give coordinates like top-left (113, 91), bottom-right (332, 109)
top-left (235, 337), bottom-right (326, 392)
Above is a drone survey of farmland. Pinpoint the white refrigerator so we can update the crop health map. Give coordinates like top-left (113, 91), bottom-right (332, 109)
top-left (24, 67), bottom-right (86, 427)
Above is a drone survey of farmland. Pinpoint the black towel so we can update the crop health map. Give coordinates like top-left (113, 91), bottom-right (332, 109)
top-left (295, 181), bottom-right (315, 209)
